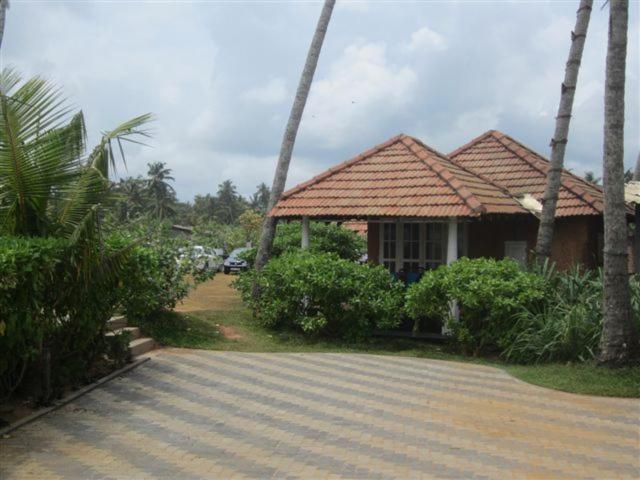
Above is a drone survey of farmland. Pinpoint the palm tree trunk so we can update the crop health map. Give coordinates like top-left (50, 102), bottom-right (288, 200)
top-left (599, 0), bottom-right (639, 365)
top-left (0, 1), bottom-right (8, 53)
top-left (253, 0), bottom-right (336, 277)
top-left (633, 152), bottom-right (640, 273)
top-left (535, 0), bottom-right (593, 262)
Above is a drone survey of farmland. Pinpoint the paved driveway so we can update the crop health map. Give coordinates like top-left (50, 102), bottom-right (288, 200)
top-left (2, 350), bottom-right (639, 479)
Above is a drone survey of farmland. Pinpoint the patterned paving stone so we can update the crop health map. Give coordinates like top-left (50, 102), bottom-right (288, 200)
top-left (1, 350), bottom-right (639, 479)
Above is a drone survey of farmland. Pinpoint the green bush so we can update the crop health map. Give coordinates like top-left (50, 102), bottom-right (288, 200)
top-left (406, 258), bottom-right (549, 354)
top-left (241, 222), bottom-right (366, 267)
top-left (0, 232), bottom-right (211, 402)
top-left (503, 268), bottom-right (640, 364)
top-left (0, 237), bottom-right (120, 401)
top-left (106, 230), bottom-right (214, 323)
top-left (235, 251), bottom-right (403, 340)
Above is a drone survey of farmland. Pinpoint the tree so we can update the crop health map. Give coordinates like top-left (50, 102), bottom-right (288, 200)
top-left (214, 179), bottom-right (246, 224)
top-left (146, 162), bottom-right (176, 220)
top-left (583, 171), bottom-right (601, 184)
top-left (599, 0), bottom-right (639, 365)
top-left (193, 193), bottom-right (217, 222)
top-left (254, 0), bottom-right (336, 275)
top-left (0, 67), bottom-right (151, 238)
top-left (238, 210), bottom-right (263, 246)
top-left (0, 0), bottom-right (9, 52)
top-left (112, 176), bottom-right (148, 222)
top-left (250, 182), bottom-right (271, 214)
top-left (633, 153), bottom-right (640, 274)
top-left (535, 0), bottom-right (593, 263)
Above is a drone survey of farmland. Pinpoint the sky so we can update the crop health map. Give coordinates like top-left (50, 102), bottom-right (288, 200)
top-left (3, 0), bottom-right (639, 202)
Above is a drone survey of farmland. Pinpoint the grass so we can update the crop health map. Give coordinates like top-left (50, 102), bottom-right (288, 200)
top-left (142, 275), bottom-right (640, 398)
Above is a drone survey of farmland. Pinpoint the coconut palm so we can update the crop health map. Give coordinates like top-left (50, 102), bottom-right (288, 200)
top-left (535, 0), bottom-right (593, 263)
top-left (0, 0), bottom-right (9, 52)
top-left (0, 67), bottom-right (152, 240)
top-left (146, 161), bottom-right (176, 220)
top-left (254, 0), bottom-right (336, 273)
top-left (599, 0), bottom-right (639, 365)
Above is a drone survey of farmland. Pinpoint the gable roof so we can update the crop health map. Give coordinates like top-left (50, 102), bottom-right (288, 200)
top-left (270, 134), bottom-right (527, 219)
top-left (449, 130), bottom-right (604, 217)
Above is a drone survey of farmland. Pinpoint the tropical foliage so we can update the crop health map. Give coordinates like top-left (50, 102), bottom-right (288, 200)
top-left (0, 67), bottom-right (151, 239)
top-left (406, 258), bottom-right (549, 354)
top-left (241, 221), bottom-right (366, 266)
top-left (0, 68), bottom-right (212, 402)
top-left (235, 251), bottom-right (403, 340)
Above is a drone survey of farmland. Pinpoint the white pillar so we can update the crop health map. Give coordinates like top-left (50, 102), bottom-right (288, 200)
top-left (447, 218), bottom-right (458, 265)
top-left (446, 218), bottom-right (459, 330)
top-left (301, 216), bottom-right (310, 249)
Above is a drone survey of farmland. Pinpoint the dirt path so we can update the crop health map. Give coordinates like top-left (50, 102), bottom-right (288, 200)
top-left (176, 274), bottom-right (242, 313)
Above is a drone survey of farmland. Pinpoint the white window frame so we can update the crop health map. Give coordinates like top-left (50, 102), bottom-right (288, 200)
top-left (504, 241), bottom-right (527, 266)
top-left (378, 220), bottom-right (462, 273)
top-left (380, 221), bottom-right (399, 273)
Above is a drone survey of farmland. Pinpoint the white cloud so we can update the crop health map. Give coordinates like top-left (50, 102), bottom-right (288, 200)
top-left (243, 77), bottom-right (288, 104)
top-left (404, 26), bottom-right (447, 53)
top-left (304, 41), bottom-right (418, 148)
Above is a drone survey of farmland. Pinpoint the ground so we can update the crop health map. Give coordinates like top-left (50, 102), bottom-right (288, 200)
top-left (148, 275), bottom-right (640, 397)
top-left (2, 350), bottom-right (638, 479)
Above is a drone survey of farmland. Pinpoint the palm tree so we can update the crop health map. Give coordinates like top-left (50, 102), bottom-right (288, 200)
top-left (535, 0), bottom-right (593, 263)
top-left (146, 161), bottom-right (176, 220)
top-left (583, 171), bottom-right (601, 184)
top-left (0, 67), bottom-right (152, 239)
top-left (250, 182), bottom-right (271, 214)
top-left (253, 0), bottom-right (336, 274)
top-left (0, 0), bottom-right (9, 52)
top-left (599, 0), bottom-right (639, 365)
top-left (633, 153), bottom-right (640, 274)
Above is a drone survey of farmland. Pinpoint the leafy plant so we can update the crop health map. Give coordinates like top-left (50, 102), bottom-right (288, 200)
top-left (235, 251), bottom-right (403, 340)
top-left (406, 258), bottom-right (549, 354)
top-left (503, 268), bottom-right (640, 364)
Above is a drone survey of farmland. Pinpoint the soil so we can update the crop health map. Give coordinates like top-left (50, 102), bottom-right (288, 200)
top-left (175, 273), bottom-right (242, 312)
top-left (219, 325), bottom-right (244, 340)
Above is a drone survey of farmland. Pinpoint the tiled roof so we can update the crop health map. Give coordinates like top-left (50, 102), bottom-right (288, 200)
top-left (342, 220), bottom-right (368, 237)
top-left (449, 130), bottom-right (604, 217)
top-left (270, 134), bottom-right (527, 219)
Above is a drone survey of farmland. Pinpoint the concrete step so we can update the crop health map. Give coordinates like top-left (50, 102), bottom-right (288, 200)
top-left (129, 337), bottom-right (155, 357)
top-left (106, 327), bottom-right (141, 341)
top-left (107, 315), bottom-right (127, 331)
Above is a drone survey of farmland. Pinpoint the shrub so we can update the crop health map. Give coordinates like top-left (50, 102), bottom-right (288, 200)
top-left (0, 232), bottom-right (211, 402)
top-left (503, 268), bottom-right (640, 364)
top-left (406, 258), bottom-right (549, 354)
top-left (241, 222), bottom-right (366, 267)
top-left (108, 233), bottom-right (214, 323)
top-left (0, 236), bottom-right (120, 401)
top-left (235, 251), bottom-right (403, 340)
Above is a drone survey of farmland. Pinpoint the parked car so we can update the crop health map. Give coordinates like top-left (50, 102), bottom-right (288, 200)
top-left (224, 247), bottom-right (250, 274)
top-left (179, 245), bottom-right (223, 271)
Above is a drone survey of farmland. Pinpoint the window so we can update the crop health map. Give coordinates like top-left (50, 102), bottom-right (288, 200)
top-left (504, 241), bottom-right (527, 266)
top-left (425, 223), bottom-right (445, 270)
top-left (382, 223), bottom-right (396, 273)
top-left (403, 223), bottom-right (420, 273)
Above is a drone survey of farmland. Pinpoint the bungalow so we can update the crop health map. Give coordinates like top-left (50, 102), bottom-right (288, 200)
top-left (270, 130), bottom-right (609, 275)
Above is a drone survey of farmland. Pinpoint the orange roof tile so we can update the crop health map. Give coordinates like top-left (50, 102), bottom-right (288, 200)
top-left (342, 220), bottom-right (368, 237)
top-left (449, 130), bottom-right (606, 217)
top-left (270, 134), bottom-right (527, 219)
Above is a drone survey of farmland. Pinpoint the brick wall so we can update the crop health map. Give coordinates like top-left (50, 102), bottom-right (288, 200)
top-left (366, 216), bottom-right (603, 270)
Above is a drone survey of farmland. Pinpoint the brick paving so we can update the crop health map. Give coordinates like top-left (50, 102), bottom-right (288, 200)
top-left (1, 350), bottom-right (639, 479)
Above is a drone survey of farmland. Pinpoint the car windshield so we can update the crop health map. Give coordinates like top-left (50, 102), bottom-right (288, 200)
top-left (229, 248), bottom-right (248, 259)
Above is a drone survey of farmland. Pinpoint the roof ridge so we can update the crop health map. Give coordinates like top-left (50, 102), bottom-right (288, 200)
top-left (414, 135), bottom-right (527, 207)
top-left (491, 132), bottom-right (602, 214)
top-left (278, 134), bottom-right (405, 201)
top-left (447, 130), bottom-right (498, 158)
top-left (400, 136), bottom-right (486, 215)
